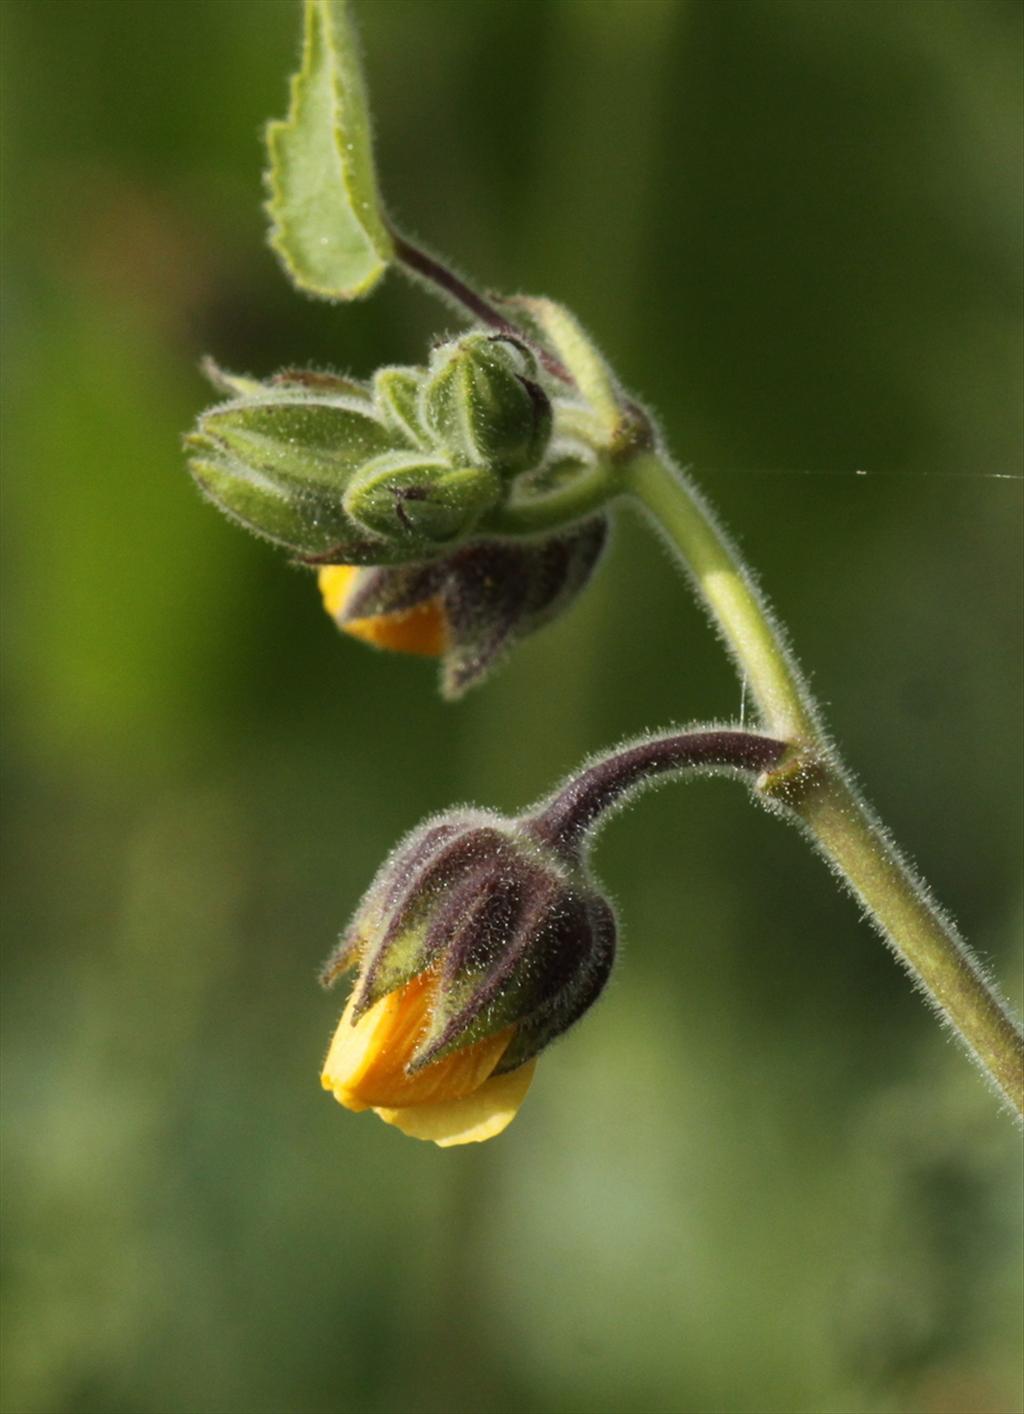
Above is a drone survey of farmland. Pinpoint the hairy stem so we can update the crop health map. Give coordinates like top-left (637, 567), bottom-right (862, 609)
top-left (773, 764), bottom-right (1024, 1114)
top-left (486, 457), bottom-right (620, 536)
top-left (623, 452), bottom-right (819, 742)
top-left (624, 449), bottom-right (1023, 1117)
top-left (527, 728), bottom-right (788, 857)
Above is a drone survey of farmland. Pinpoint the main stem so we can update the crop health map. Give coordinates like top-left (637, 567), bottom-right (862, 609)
top-left (791, 766), bottom-right (1024, 1113)
top-left (623, 450), bottom-right (1024, 1117)
top-left (623, 453), bottom-right (818, 743)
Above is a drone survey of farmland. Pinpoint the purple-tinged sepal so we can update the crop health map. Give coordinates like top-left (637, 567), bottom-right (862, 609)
top-left (320, 514), bottom-right (609, 697)
top-left (437, 516), bottom-right (608, 696)
top-left (322, 805), bottom-right (617, 1083)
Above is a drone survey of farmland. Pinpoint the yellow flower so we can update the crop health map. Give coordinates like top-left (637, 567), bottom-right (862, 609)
top-left (315, 518), bottom-right (608, 698)
top-left (318, 565), bottom-right (446, 657)
top-left (321, 970), bottom-right (536, 1146)
top-left (319, 806), bottom-right (617, 1146)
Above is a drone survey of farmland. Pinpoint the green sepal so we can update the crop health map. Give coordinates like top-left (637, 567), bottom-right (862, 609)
top-left (319, 917), bottom-right (372, 988)
top-left (411, 953), bottom-right (535, 1071)
top-left (197, 398), bottom-right (398, 488)
top-left (373, 366), bottom-right (430, 448)
top-left (500, 294), bottom-right (621, 437)
top-left (421, 333), bottom-right (552, 477)
top-left (199, 357), bottom-right (268, 400)
top-left (202, 358), bottom-right (373, 404)
top-left (343, 452), bottom-right (501, 545)
top-left (186, 434), bottom-right (356, 555)
top-left (270, 367), bottom-right (371, 398)
top-left (352, 917), bottom-right (430, 1012)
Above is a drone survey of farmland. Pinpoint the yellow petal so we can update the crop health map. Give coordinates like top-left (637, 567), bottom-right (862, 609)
top-left (318, 565), bottom-right (360, 619)
top-left (373, 1060), bottom-right (537, 1146)
top-left (321, 973), bottom-right (512, 1110)
top-left (317, 565), bottom-right (447, 657)
top-left (346, 600), bottom-right (447, 657)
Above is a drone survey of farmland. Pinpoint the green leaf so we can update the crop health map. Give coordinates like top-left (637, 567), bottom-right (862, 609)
top-left (266, 0), bottom-right (393, 300)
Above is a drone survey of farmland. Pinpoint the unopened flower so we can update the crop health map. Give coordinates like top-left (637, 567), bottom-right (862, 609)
top-left (320, 809), bottom-right (617, 1146)
top-left (319, 729), bottom-right (788, 1146)
top-left (421, 332), bottom-right (552, 477)
top-left (317, 517), bottom-right (608, 697)
top-left (318, 565), bottom-right (447, 657)
top-left (188, 338), bottom-right (616, 687)
top-left (186, 332), bottom-right (568, 565)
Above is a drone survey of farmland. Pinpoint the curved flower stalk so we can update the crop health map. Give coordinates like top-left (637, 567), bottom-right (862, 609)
top-left (320, 730), bottom-right (787, 1145)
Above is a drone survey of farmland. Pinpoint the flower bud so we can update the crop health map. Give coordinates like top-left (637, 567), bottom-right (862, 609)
top-left (317, 515), bottom-right (608, 697)
top-left (422, 333), bottom-right (552, 477)
top-left (320, 809), bottom-right (616, 1145)
top-left (187, 392), bottom-right (404, 557)
top-left (320, 727), bottom-right (789, 1145)
top-left (342, 452), bottom-right (502, 546)
top-left (188, 338), bottom-right (624, 569)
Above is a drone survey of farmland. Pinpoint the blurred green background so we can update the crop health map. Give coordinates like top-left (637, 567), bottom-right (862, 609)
top-left (3, 2), bottom-right (1022, 1411)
